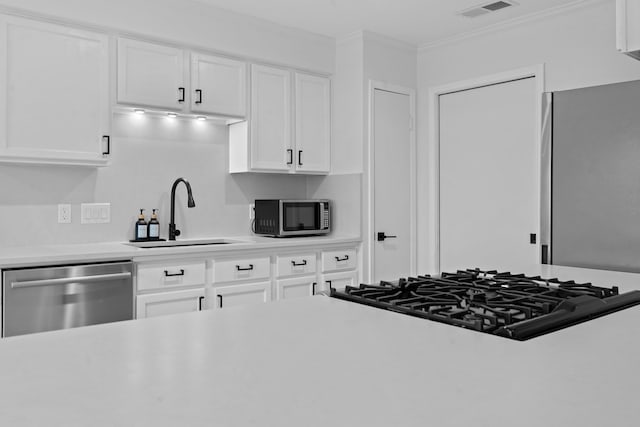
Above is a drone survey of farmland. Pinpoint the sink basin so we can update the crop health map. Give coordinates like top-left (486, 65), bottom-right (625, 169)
top-left (125, 238), bottom-right (245, 249)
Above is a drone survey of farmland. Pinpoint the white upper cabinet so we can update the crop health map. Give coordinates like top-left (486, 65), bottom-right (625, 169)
top-left (294, 72), bottom-right (330, 174)
top-left (248, 64), bottom-right (292, 171)
top-left (117, 38), bottom-right (187, 111)
top-left (617, 0), bottom-right (640, 60)
top-left (229, 65), bottom-right (331, 174)
top-left (0, 16), bottom-right (110, 166)
top-left (117, 38), bottom-right (247, 118)
top-left (190, 53), bottom-right (246, 117)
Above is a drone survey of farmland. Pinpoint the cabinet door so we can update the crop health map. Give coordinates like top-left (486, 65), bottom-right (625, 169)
top-left (0, 16), bottom-right (110, 166)
top-left (117, 38), bottom-right (186, 111)
top-left (136, 288), bottom-right (204, 319)
top-left (294, 73), bottom-right (330, 174)
top-left (323, 270), bottom-right (359, 292)
top-left (191, 53), bottom-right (246, 117)
top-left (276, 276), bottom-right (317, 300)
top-left (211, 281), bottom-right (271, 309)
top-left (250, 64), bottom-right (291, 171)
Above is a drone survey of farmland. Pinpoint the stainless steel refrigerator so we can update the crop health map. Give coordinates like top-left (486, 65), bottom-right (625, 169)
top-left (544, 79), bottom-right (640, 272)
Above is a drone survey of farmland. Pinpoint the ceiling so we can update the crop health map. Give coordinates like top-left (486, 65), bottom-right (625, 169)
top-left (191, 0), bottom-right (590, 46)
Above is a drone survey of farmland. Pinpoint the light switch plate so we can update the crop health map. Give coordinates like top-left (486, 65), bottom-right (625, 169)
top-left (81, 203), bottom-right (111, 224)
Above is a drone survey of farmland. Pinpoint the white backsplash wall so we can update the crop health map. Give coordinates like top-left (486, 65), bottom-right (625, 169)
top-left (0, 113), bottom-right (308, 246)
top-left (307, 173), bottom-right (361, 238)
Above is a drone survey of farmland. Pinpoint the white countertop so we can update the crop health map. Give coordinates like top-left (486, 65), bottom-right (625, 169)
top-left (0, 264), bottom-right (639, 426)
top-left (0, 234), bottom-right (361, 268)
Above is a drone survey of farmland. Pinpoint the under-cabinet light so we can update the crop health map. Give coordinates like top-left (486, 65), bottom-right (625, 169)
top-left (134, 109), bottom-right (145, 115)
top-left (196, 116), bottom-right (207, 121)
top-left (167, 112), bottom-right (178, 118)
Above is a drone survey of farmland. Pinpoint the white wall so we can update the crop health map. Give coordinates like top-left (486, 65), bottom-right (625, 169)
top-left (0, 114), bottom-right (308, 246)
top-left (417, 0), bottom-right (640, 273)
top-left (0, 0), bottom-right (335, 246)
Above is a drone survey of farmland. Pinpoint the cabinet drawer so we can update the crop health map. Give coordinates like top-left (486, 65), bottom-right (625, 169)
top-left (214, 256), bottom-right (270, 283)
top-left (137, 261), bottom-right (206, 291)
top-left (322, 248), bottom-right (357, 272)
top-left (276, 253), bottom-right (317, 277)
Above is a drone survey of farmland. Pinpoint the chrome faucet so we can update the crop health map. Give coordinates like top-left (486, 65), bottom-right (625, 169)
top-left (169, 177), bottom-right (196, 240)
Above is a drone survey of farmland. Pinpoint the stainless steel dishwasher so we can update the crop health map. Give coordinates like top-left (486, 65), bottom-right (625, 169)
top-left (2, 261), bottom-right (133, 337)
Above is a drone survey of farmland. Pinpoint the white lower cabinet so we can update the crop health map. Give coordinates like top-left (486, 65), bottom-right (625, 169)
top-left (323, 271), bottom-right (359, 292)
top-left (210, 281), bottom-right (271, 309)
top-left (276, 276), bottom-right (317, 300)
top-left (136, 288), bottom-right (205, 319)
top-left (134, 242), bottom-right (360, 318)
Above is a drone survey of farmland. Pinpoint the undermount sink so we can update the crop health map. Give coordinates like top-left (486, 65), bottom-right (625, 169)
top-left (125, 238), bottom-right (245, 249)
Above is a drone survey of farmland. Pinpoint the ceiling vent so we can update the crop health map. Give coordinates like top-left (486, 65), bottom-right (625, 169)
top-left (458, 1), bottom-right (518, 18)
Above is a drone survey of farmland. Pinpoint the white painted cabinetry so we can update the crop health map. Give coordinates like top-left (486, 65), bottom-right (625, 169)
top-left (294, 72), bottom-right (331, 173)
top-left (136, 288), bottom-right (205, 318)
top-left (191, 53), bottom-right (247, 117)
top-left (117, 38), bottom-right (247, 117)
top-left (135, 259), bottom-right (206, 319)
top-left (117, 38), bottom-right (186, 111)
top-left (321, 248), bottom-right (359, 292)
top-left (229, 66), bottom-right (330, 174)
top-left (135, 242), bottom-right (360, 318)
top-left (617, 0), bottom-right (640, 60)
top-left (0, 15), bottom-right (110, 166)
top-left (209, 254), bottom-right (271, 309)
top-left (275, 253), bottom-right (318, 300)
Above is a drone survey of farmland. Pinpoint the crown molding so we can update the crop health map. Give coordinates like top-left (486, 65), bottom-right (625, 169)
top-left (418, 0), bottom-right (608, 52)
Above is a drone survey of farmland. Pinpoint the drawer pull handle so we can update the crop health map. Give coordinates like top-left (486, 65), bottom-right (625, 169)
top-left (335, 255), bottom-right (349, 262)
top-left (217, 294), bottom-right (223, 308)
top-left (236, 264), bottom-right (254, 271)
top-left (291, 260), bottom-right (307, 267)
top-left (312, 282), bottom-right (317, 295)
top-left (198, 296), bottom-right (205, 311)
top-left (178, 87), bottom-right (185, 102)
top-left (164, 269), bottom-right (185, 277)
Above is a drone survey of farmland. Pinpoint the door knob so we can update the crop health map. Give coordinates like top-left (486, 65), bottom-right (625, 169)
top-left (377, 232), bottom-right (397, 242)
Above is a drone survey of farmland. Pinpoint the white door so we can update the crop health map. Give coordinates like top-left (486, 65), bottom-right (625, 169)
top-left (211, 281), bottom-right (271, 309)
top-left (373, 88), bottom-right (413, 282)
top-left (294, 72), bottom-right (330, 174)
top-left (0, 16), bottom-right (109, 163)
top-left (117, 38), bottom-right (186, 110)
top-left (250, 64), bottom-right (291, 172)
top-left (439, 77), bottom-right (538, 272)
top-left (136, 288), bottom-right (204, 319)
top-left (190, 53), bottom-right (247, 117)
top-left (275, 277), bottom-right (317, 300)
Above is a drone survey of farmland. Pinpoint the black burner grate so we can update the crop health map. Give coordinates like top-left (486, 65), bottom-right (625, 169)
top-left (330, 269), bottom-right (640, 340)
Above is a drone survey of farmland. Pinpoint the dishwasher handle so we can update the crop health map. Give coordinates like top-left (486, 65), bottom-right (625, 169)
top-left (11, 272), bottom-right (132, 289)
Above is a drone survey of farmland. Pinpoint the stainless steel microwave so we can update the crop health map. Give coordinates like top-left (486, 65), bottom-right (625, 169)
top-left (254, 199), bottom-right (330, 237)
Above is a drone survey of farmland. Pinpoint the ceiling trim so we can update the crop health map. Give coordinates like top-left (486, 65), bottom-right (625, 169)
top-left (418, 0), bottom-right (608, 52)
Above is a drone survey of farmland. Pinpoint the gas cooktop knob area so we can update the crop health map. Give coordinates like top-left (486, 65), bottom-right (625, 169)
top-left (168, 177), bottom-right (196, 241)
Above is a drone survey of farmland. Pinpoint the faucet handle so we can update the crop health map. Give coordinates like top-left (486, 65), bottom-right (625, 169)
top-left (174, 229), bottom-right (181, 237)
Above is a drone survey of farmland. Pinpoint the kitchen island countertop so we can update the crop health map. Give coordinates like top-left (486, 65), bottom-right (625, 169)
top-left (0, 264), bottom-right (639, 426)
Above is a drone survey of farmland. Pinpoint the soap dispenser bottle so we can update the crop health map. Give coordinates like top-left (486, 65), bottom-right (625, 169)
top-left (135, 209), bottom-right (148, 241)
top-left (148, 209), bottom-right (160, 240)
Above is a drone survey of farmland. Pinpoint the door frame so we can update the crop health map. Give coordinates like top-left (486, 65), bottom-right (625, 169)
top-left (364, 80), bottom-right (417, 283)
top-left (427, 64), bottom-right (545, 273)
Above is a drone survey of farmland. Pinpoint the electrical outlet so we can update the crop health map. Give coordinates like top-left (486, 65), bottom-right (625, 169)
top-left (58, 204), bottom-right (71, 223)
top-left (249, 203), bottom-right (255, 220)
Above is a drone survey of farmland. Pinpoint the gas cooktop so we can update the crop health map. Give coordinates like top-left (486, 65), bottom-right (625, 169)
top-left (330, 269), bottom-right (640, 340)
